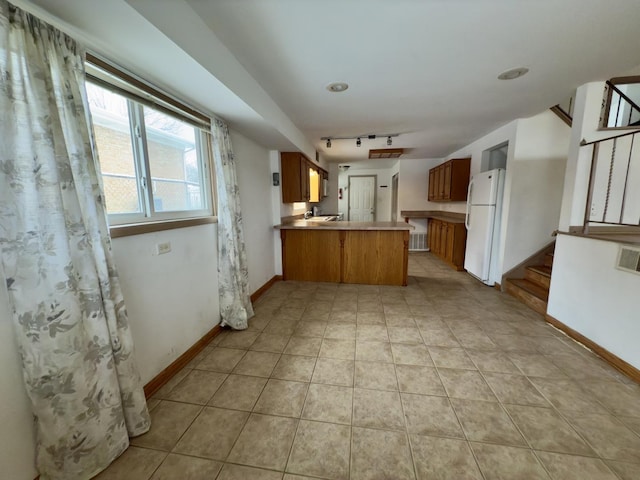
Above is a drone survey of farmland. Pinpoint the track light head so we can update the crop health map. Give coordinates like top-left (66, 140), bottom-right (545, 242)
top-left (321, 133), bottom-right (398, 148)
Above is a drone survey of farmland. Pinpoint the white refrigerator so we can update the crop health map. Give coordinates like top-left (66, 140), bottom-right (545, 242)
top-left (464, 168), bottom-right (505, 285)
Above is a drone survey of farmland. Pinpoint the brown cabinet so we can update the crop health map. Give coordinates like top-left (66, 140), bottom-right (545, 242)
top-left (428, 158), bottom-right (471, 202)
top-left (281, 152), bottom-right (328, 203)
top-left (427, 218), bottom-right (467, 270)
top-left (428, 169), bottom-right (436, 200)
top-left (281, 228), bottom-right (409, 286)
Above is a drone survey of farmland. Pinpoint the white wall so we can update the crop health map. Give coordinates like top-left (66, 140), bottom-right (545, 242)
top-left (500, 111), bottom-right (570, 273)
top-left (112, 225), bottom-right (220, 383)
top-left (319, 162), bottom-right (340, 214)
top-left (548, 234), bottom-right (640, 369)
top-left (549, 79), bottom-right (640, 371)
top-left (231, 130), bottom-right (276, 292)
top-left (396, 158), bottom-right (442, 233)
top-left (338, 167), bottom-right (395, 221)
top-left (270, 151), bottom-right (283, 275)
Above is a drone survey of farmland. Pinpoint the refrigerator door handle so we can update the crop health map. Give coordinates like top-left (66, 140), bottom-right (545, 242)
top-left (465, 179), bottom-right (473, 229)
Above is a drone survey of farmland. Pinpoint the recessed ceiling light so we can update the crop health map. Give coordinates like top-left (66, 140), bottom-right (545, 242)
top-left (497, 67), bottom-right (529, 80)
top-left (326, 82), bottom-right (349, 92)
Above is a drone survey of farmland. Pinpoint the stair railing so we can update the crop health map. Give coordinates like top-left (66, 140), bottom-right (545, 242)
top-left (604, 81), bottom-right (640, 128)
top-left (551, 91), bottom-right (575, 127)
top-left (580, 129), bottom-right (640, 232)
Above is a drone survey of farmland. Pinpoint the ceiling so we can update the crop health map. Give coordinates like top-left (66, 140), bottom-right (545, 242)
top-left (15, 0), bottom-right (640, 164)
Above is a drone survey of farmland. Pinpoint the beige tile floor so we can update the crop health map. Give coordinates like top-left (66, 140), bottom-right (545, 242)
top-left (95, 252), bottom-right (640, 480)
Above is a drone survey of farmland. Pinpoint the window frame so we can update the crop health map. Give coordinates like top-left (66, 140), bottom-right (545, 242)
top-left (85, 54), bottom-right (216, 232)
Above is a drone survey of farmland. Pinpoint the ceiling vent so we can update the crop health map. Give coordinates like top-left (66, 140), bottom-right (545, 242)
top-left (369, 148), bottom-right (404, 159)
top-left (616, 245), bottom-right (640, 275)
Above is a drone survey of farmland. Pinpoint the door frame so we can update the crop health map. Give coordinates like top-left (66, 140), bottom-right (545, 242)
top-left (391, 173), bottom-right (399, 222)
top-left (347, 175), bottom-right (377, 221)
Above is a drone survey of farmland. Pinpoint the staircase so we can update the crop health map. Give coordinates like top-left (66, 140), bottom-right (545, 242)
top-left (504, 249), bottom-right (554, 315)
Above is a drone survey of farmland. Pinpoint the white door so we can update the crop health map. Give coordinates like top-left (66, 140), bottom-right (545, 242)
top-left (348, 176), bottom-right (376, 221)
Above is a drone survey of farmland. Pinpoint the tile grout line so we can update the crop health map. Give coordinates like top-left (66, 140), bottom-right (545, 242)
top-left (429, 345), bottom-right (488, 480)
top-left (391, 341), bottom-right (419, 480)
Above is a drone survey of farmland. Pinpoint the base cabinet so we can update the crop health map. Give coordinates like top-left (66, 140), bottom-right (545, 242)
top-left (281, 229), bottom-right (409, 286)
top-left (428, 219), bottom-right (467, 270)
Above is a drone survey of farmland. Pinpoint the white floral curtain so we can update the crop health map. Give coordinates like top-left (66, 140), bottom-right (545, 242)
top-left (0, 3), bottom-right (150, 479)
top-left (212, 119), bottom-right (254, 330)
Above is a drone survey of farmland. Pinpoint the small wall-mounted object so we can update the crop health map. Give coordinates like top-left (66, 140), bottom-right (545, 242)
top-left (616, 245), bottom-right (640, 275)
top-left (156, 242), bottom-right (171, 255)
top-left (272, 172), bottom-right (280, 186)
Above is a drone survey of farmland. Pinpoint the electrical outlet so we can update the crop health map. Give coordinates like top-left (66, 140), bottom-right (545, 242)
top-left (156, 242), bottom-right (171, 255)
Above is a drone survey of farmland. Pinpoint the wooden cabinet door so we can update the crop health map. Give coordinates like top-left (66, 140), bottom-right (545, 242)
top-left (444, 222), bottom-right (455, 263)
top-left (437, 165), bottom-right (445, 200)
top-left (427, 219), bottom-right (435, 251)
top-left (450, 223), bottom-right (468, 269)
top-left (281, 152), bottom-right (303, 203)
top-left (430, 219), bottom-right (441, 255)
top-left (443, 162), bottom-right (452, 200)
top-left (428, 169), bottom-right (435, 201)
top-left (301, 160), bottom-right (311, 201)
top-left (439, 221), bottom-right (448, 258)
top-left (449, 158), bottom-right (471, 201)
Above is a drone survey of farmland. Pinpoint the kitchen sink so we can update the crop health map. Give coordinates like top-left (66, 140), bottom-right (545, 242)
top-left (307, 215), bottom-right (338, 221)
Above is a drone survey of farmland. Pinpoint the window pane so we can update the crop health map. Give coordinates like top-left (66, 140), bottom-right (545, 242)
top-left (86, 82), bottom-right (141, 215)
top-left (143, 106), bottom-right (204, 212)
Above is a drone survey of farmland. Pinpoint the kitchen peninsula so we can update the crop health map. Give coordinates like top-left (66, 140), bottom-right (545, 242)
top-left (276, 220), bottom-right (413, 286)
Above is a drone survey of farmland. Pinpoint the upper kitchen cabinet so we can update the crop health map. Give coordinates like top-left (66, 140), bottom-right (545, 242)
top-left (281, 152), bottom-right (327, 203)
top-left (281, 152), bottom-right (311, 203)
top-left (428, 157), bottom-right (471, 202)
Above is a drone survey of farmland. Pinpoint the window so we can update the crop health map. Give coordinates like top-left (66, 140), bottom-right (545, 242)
top-left (85, 59), bottom-right (213, 226)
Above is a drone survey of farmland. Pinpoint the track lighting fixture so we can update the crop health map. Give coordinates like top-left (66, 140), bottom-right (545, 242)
top-left (320, 133), bottom-right (400, 149)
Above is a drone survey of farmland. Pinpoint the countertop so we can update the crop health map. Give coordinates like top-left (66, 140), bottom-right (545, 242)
top-left (275, 220), bottom-right (414, 231)
top-left (400, 210), bottom-right (466, 224)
